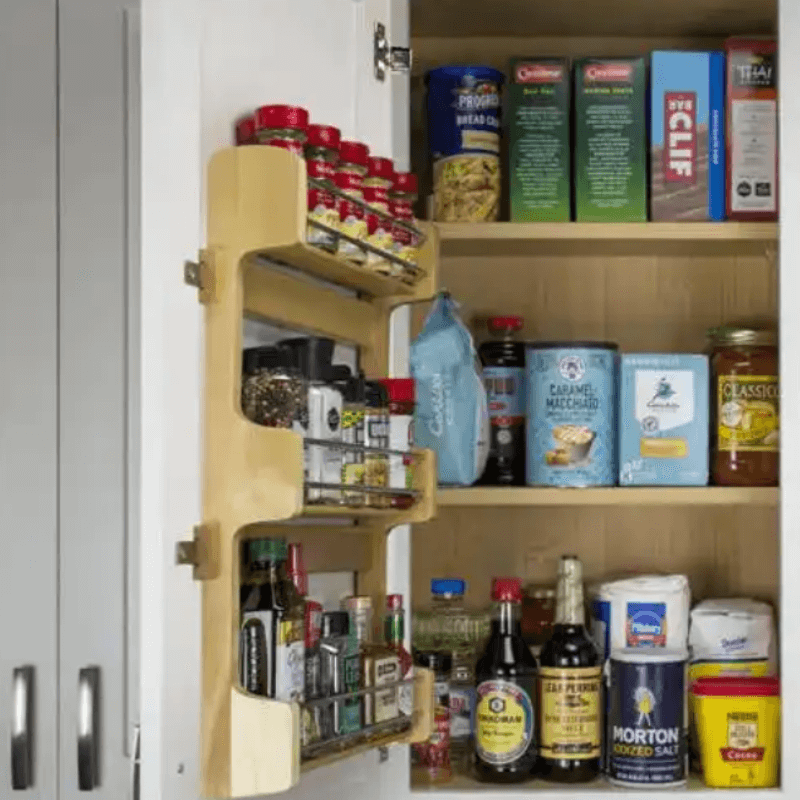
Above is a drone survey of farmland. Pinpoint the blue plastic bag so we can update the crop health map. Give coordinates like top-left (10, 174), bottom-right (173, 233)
top-left (411, 293), bottom-right (489, 486)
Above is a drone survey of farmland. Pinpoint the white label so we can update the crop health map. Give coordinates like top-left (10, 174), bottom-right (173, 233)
top-left (307, 386), bottom-right (342, 501)
top-left (635, 370), bottom-right (694, 433)
top-left (731, 99), bottom-right (777, 212)
top-left (374, 657), bottom-right (400, 723)
top-left (388, 414), bottom-right (413, 489)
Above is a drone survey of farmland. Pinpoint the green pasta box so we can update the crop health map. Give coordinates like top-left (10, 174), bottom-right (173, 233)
top-left (507, 58), bottom-right (571, 221)
top-left (574, 57), bottom-right (647, 221)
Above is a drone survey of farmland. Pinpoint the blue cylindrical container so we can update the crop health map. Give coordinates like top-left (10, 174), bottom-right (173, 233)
top-left (526, 342), bottom-right (618, 486)
top-left (426, 65), bottom-right (504, 221)
top-left (607, 649), bottom-right (688, 788)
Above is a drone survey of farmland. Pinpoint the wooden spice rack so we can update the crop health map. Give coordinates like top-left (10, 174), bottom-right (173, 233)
top-left (193, 145), bottom-right (439, 798)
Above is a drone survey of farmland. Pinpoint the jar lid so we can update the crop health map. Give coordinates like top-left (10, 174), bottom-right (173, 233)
top-left (415, 650), bottom-right (452, 673)
top-left (235, 115), bottom-right (255, 144)
top-left (392, 172), bottom-right (418, 194)
top-left (364, 381), bottom-right (388, 409)
top-left (708, 326), bottom-right (778, 347)
top-left (339, 140), bottom-right (370, 166)
top-left (691, 676), bottom-right (780, 697)
top-left (343, 595), bottom-right (373, 611)
top-left (279, 336), bottom-right (336, 382)
top-left (380, 378), bottom-right (415, 404)
top-left (242, 346), bottom-right (282, 374)
top-left (488, 316), bottom-right (523, 333)
top-left (248, 537), bottom-right (287, 563)
top-left (611, 647), bottom-right (689, 664)
top-left (431, 578), bottom-right (465, 596)
top-left (255, 104), bottom-right (309, 132)
top-left (386, 594), bottom-right (404, 611)
top-left (492, 577), bottom-right (523, 603)
top-left (306, 123), bottom-right (341, 150)
top-left (321, 610), bottom-right (350, 638)
top-left (367, 156), bottom-right (395, 180)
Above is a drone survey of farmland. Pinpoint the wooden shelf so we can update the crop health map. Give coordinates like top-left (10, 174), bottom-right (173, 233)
top-left (436, 222), bottom-right (778, 258)
top-left (437, 486), bottom-right (779, 507)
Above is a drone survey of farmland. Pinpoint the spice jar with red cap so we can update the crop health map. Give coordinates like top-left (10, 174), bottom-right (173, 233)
top-left (390, 172), bottom-right (420, 270)
top-left (363, 186), bottom-right (394, 276)
top-left (380, 378), bottom-right (415, 507)
top-left (479, 316), bottom-right (526, 485)
top-left (335, 141), bottom-right (370, 263)
top-left (474, 577), bottom-right (538, 783)
top-left (253, 104), bottom-right (309, 154)
top-left (305, 124), bottom-right (341, 251)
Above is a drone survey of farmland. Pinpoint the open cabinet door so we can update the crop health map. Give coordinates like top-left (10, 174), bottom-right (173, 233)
top-left (139, 0), bottom-right (412, 798)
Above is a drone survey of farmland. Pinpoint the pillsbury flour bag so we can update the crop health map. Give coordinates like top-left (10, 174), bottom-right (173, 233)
top-left (411, 293), bottom-right (489, 485)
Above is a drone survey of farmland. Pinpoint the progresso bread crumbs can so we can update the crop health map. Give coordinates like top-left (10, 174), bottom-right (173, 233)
top-left (608, 649), bottom-right (688, 788)
top-left (526, 342), bottom-right (618, 486)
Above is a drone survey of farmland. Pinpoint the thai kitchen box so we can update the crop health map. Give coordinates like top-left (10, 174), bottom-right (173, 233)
top-left (650, 51), bottom-right (726, 221)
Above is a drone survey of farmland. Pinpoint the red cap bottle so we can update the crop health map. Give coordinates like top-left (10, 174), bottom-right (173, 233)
top-left (491, 577), bottom-right (523, 603)
top-left (287, 543), bottom-right (308, 596)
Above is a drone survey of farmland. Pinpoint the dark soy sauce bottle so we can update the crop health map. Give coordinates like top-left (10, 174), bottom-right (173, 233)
top-left (474, 578), bottom-right (538, 783)
top-left (479, 316), bottom-right (526, 485)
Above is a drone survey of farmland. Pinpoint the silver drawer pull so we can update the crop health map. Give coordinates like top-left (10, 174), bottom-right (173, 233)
top-left (78, 667), bottom-right (100, 791)
top-left (11, 666), bottom-right (34, 790)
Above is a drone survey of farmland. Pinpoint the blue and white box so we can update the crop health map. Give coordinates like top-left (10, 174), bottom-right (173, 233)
top-left (650, 51), bottom-right (726, 221)
top-left (619, 354), bottom-right (709, 486)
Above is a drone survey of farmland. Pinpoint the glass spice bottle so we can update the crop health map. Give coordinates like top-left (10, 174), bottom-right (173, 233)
top-left (379, 378), bottom-right (415, 508)
top-left (339, 373), bottom-right (367, 507)
top-left (708, 326), bottom-right (779, 486)
top-left (253, 104), bottom-right (309, 155)
top-left (363, 186), bottom-right (394, 276)
top-left (305, 124), bottom-right (340, 251)
top-left (334, 172), bottom-right (368, 264)
top-left (413, 650), bottom-right (453, 784)
top-left (241, 346), bottom-right (307, 429)
top-left (365, 156), bottom-right (395, 203)
top-left (364, 381), bottom-right (390, 508)
top-left (390, 172), bottom-right (420, 272)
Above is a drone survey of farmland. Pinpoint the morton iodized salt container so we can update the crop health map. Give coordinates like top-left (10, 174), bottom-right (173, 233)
top-left (526, 342), bottom-right (617, 486)
top-left (608, 649), bottom-right (688, 788)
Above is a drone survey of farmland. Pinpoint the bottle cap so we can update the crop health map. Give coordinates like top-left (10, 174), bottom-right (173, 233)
top-left (488, 316), bottom-right (523, 334)
top-left (414, 650), bottom-right (452, 674)
top-left (431, 578), bottom-right (465, 597)
top-left (279, 337), bottom-right (336, 382)
top-left (367, 156), bottom-right (395, 181)
top-left (339, 140), bottom-right (370, 167)
top-left (364, 381), bottom-right (387, 409)
top-left (691, 676), bottom-right (780, 697)
top-left (379, 378), bottom-right (415, 404)
top-left (287, 543), bottom-right (308, 596)
top-left (386, 594), bottom-right (404, 611)
top-left (392, 172), bottom-right (418, 195)
top-left (242, 346), bottom-right (282, 374)
top-left (558, 555), bottom-right (583, 581)
top-left (491, 577), bottom-right (523, 602)
top-left (248, 537), bottom-right (287, 563)
top-left (343, 595), bottom-right (373, 611)
top-left (306, 124), bottom-right (341, 151)
top-left (254, 104), bottom-right (309, 132)
top-left (321, 610), bottom-right (349, 638)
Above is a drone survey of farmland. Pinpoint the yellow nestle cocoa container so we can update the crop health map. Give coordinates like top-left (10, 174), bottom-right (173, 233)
top-left (691, 676), bottom-right (780, 788)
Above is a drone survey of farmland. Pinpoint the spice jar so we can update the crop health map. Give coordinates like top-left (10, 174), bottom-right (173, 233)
top-left (305, 124), bottom-right (340, 251)
top-left (390, 172), bottom-right (420, 270)
top-left (253, 104), bottom-right (309, 155)
top-left (339, 373), bottom-right (366, 507)
top-left (319, 611), bottom-right (361, 738)
top-left (334, 172), bottom-right (367, 264)
top-left (364, 381), bottom-right (390, 508)
top-left (363, 186), bottom-right (394, 276)
top-left (338, 140), bottom-right (370, 179)
top-left (235, 115), bottom-right (255, 145)
top-left (379, 378), bottom-right (415, 508)
top-left (412, 650), bottom-right (452, 784)
top-left (365, 156), bottom-right (395, 204)
top-left (241, 346), bottom-right (306, 429)
top-left (708, 326), bottom-right (779, 486)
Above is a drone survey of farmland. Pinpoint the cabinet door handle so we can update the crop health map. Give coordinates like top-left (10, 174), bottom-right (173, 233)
top-left (78, 667), bottom-right (100, 791)
top-left (11, 666), bottom-right (34, 790)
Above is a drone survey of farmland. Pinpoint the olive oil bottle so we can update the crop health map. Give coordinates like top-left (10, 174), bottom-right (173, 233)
top-left (538, 555), bottom-right (602, 783)
top-left (474, 578), bottom-right (538, 783)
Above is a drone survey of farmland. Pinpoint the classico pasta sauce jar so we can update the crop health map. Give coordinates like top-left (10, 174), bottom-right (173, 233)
top-left (426, 66), bottom-right (504, 222)
top-left (708, 326), bottom-right (778, 486)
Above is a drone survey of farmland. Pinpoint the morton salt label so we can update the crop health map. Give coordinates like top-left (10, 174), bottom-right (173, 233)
top-left (608, 650), bottom-right (688, 787)
top-left (650, 52), bottom-right (726, 221)
top-left (475, 679), bottom-right (535, 766)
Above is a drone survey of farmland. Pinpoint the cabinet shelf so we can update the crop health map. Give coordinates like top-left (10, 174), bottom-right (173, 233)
top-left (436, 222), bottom-right (778, 258)
top-left (437, 486), bottom-right (779, 508)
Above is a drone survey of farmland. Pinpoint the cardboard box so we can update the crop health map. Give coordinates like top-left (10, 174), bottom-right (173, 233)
top-left (507, 58), bottom-right (571, 221)
top-left (726, 38), bottom-right (778, 220)
top-left (573, 57), bottom-right (647, 222)
top-left (619, 354), bottom-right (709, 486)
top-left (650, 51), bottom-right (726, 221)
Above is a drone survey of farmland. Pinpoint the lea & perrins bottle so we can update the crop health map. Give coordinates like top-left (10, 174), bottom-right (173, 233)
top-left (538, 555), bottom-right (602, 783)
top-left (474, 578), bottom-right (538, 783)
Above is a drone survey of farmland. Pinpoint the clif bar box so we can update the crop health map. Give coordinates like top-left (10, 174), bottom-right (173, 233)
top-left (508, 58), bottom-right (571, 221)
top-left (650, 51), bottom-right (726, 221)
top-left (726, 38), bottom-right (778, 220)
top-left (574, 57), bottom-right (647, 222)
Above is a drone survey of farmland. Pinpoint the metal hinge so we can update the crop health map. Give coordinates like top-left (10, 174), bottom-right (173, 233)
top-left (374, 22), bottom-right (411, 81)
top-left (184, 249), bottom-right (214, 303)
top-left (175, 524), bottom-right (216, 580)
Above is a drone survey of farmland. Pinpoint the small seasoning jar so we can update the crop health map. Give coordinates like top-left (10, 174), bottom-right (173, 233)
top-left (363, 186), bottom-right (394, 276)
top-left (412, 651), bottom-right (452, 784)
top-left (305, 124), bottom-right (341, 251)
top-left (339, 374), bottom-right (366, 508)
top-left (708, 326), bottom-right (779, 486)
top-left (334, 172), bottom-right (367, 264)
top-left (364, 156), bottom-right (395, 205)
top-left (241, 346), bottom-right (307, 429)
top-left (390, 172), bottom-right (420, 269)
top-left (379, 378), bottom-right (415, 508)
top-left (253, 104), bottom-right (309, 155)
top-left (338, 140), bottom-right (370, 179)
top-left (235, 115), bottom-right (255, 145)
top-left (364, 381), bottom-right (390, 508)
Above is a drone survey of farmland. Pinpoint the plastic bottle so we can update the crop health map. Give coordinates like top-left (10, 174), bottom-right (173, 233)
top-left (479, 316), bottom-right (526, 485)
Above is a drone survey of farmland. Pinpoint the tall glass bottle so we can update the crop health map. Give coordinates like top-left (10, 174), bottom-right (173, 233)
top-left (474, 578), bottom-right (538, 783)
top-left (538, 556), bottom-right (601, 783)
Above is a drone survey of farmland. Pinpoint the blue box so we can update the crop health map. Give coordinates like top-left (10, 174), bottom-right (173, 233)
top-left (650, 51), bottom-right (726, 221)
top-left (619, 354), bottom-right (709, 485)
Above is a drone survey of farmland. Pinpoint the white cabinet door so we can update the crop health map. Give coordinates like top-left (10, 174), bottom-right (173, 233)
top-left (139, 0), bottom-right (411, 798)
